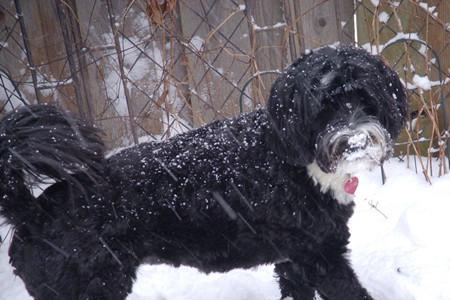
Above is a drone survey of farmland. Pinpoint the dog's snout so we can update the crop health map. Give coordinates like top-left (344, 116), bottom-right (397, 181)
top-left (334, 133), bottom-right (369, 157)
top-left (347, 133), bottom-right (369, 151)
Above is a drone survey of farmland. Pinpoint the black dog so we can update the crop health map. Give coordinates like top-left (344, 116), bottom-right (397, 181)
top-left (0, 46), bottom-right (407, 300)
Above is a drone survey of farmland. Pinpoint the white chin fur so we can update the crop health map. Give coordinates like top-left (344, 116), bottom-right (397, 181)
top-left (307, 158), bottom-right (378, 205)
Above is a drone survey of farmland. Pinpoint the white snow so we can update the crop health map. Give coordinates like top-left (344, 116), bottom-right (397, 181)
top-left (249, 15), bottom-right (286, 32)
top-left (348, 133), bottom-right (368, 149)
top-left (350, 159), bottom-right (450, 300)
top-left (362, 32), bottom-right (423, 54)
top-left (189, 36), bottom-right (204, 52)
top-left (370, 0), bottom-right (380, 7)
top-left (412, 74), bottom-right (433, 90)
top-left (378, 12), bottom-right (390, 24)
top-left (1, 159), bottom-right (450, 299)
top-left (384, 32), bottom-right (422, 48)
top-left (253, 22), bottom-right (287, 32)
top-left (418, 3), bottom-right (437, 17)
top-left (406, 75), bottom-right (450, 91)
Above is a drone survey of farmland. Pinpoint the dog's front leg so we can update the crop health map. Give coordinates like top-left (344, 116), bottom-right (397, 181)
top-left (315, 254), bottom-right (373, 300)
top-left (274, 261), bottom-right (316, 300)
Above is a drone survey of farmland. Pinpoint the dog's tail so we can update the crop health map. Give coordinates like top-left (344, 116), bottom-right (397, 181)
top-left (0, 105), bottom-right (105, 227)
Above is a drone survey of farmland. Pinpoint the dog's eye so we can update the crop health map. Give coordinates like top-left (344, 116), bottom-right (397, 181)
top-left (368, 132), bottom-right (380, 145)
top-left (335, 139), bottom-right (348, 155)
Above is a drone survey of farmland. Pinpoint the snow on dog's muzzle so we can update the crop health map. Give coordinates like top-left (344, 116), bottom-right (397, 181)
top-left (316, 117), bottom-right (392, 174)
top-left (310, 118), bottom-right (392, 204)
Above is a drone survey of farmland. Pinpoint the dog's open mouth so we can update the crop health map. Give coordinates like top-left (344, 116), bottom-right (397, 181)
top-left (307, 161), bottom-right (364, 205)
top-left (339, 149), bottom-right (380, 197)
top-left (310, 141), bottom-right (386, 204)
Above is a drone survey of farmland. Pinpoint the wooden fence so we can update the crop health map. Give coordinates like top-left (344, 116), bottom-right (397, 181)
top-left (0, 0), bottom-right (449, 174)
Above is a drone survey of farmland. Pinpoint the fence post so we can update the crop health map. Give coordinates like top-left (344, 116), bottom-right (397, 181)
top-left (105, 0), bottom-right (139, 145)
top-left (171, 1), bottom-right (193, 126)
top-left (54, 0), bottom-right (94, 123)
top-left (244, 0), bottom-right (288, 104)
top-left (13, 0), bottom-right (42, 104)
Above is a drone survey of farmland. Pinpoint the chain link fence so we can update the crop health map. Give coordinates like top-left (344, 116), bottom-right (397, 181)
top-left (0, 0), bottom-right (449, 177)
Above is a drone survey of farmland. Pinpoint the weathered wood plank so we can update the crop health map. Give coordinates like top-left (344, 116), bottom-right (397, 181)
top-left (76, 0), bottom-right (165, 147)
top-left (178, 0), bottom-right (252, 125)
top-left (291, 0), bottom-right (354, 52)
top-left (245, 0), bottom-right (287, 105)
top-left (23, 0), bottom-right (79, 109)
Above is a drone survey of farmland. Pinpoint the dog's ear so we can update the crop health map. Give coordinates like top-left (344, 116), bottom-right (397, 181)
top-left (265, 51), bottom-right (324, 167)
top-left (372, 60), bottom-right (408, 139)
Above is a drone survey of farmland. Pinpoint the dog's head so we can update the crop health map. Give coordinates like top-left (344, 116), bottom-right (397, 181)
top-left (266, 46), bottom-right (407, 203)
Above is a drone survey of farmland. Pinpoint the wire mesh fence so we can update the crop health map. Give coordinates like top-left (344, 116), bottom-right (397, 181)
top-left (0, 0), bottom-right (449, 177)
top-left (356, 0), bottom-right (450, 178)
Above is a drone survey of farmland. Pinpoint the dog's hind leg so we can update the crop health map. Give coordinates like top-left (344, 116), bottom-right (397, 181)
top-left (274, 262), bottom-right (315, 300)
top-left (75, 236), bottom-right (141, 300)
top-left (78, 261), bottom-right (137, 300)
top-left (79, 252), bottom-right (139, 300)
top-left (82, 272), bottom-right (134, 300)
top-left (8, 235), bottom-right (83, 300)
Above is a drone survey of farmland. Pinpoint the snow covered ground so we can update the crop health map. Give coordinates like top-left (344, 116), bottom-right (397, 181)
top-left (1, 159), bottom-right (450, 300)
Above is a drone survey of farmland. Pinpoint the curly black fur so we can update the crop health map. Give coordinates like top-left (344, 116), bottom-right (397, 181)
top-left (0, 46), bottom-right (407, 300)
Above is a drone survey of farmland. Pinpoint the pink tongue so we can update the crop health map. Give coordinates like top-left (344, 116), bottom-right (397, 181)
top-left (344, 177), bottom-right (359, 195)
